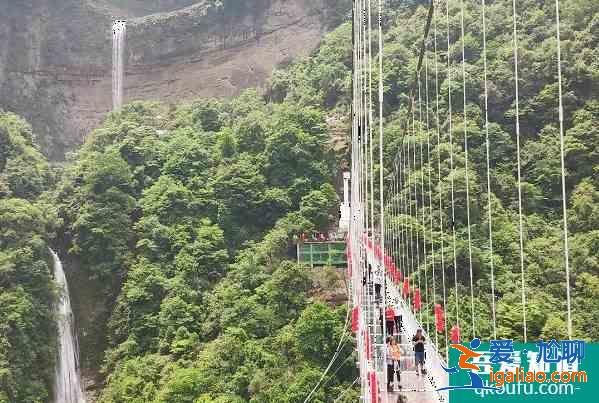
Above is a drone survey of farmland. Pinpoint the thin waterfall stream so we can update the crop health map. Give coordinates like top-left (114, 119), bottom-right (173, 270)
top-left (112, 20), bottom-right (126, 110)
top-left (51, 249), bottom-right (86, 403)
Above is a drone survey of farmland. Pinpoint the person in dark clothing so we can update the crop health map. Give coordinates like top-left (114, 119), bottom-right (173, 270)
top-left (393, 305), bottom-right (402, 335)
top-left (386, 337), bottom-right (395, 391)
top-left (412, 329), bottom-right (426, 376)
top-left (374, 283), bottom-right (382, 301)
top-left (373, 265), bottom-right (382, 301)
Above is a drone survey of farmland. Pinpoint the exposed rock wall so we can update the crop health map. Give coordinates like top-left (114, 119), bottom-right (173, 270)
top-left (0, 0), bottom-right (345, 159)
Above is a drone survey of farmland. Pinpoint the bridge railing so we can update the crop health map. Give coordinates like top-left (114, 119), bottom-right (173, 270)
top-left (363, 239), bottom-right (449, 403)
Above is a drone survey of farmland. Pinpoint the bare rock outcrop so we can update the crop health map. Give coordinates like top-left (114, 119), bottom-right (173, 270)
top-left (0, 0), bottom-right (347, 159)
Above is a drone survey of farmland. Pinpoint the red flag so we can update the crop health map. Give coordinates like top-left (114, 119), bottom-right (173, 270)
top-left (351, 306), bottom-right (359, 333)
top-left (402, 277), bottom-right (410, 297)
top-left (413, 289), bottom-right (422, 310)
top-left (364, 330), bottom-right (372, 359)
top-left (451, 324), bottom-right (461, 343)
top-left (384, 254), bottom-right (391, 269)
top-left (434, 304), bottom-right (445, 333)
top-left (369, 371), bottom-right (378, 403)
top-left (394, 269), bottom-right (402, 284)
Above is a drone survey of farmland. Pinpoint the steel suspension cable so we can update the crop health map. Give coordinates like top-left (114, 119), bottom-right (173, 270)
top-left (511, 0), bottom-right (527, 342)
top-left (445, 0), bottom-right (460, 334)
top-left (396, 167), bottom-right (402, 288)
top-left (377, 0), bottom-right (388, 395)
top-left (304, 258), bottom-right (353, 402)
top-left (418, 74), bottom-right (430, 333)
top-left (394, 164), bottom-right (401, 284)
top-left (433, 0), bottom-right (450, 358)
top-left (425, 46), bottom-right (438, 347)
top-left (361, 0), bottom-right (369, 250)
top-left (368, 0), bottom-right (375, 237)
top-left (392, 163), bottom-right (402, 288)
top-left (480, 0), bottom-right (497, 339)
top-left (333, 377), bottom-right (360, 403)
top-left (411, 102), bottom-right (422, 318)
top-left (399, 142), bottom-right (409, 300)
top-left (350, 1), bottom-right (369, 397)
top-left (406, 133), bottom-right (415, 310)
top-left (554, 0), bottom-right (573, 340)
top-left (459, 0), bottom-right (476, 340)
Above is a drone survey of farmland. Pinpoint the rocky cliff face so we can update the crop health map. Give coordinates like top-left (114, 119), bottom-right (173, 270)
top-left (0, 0), bottom-right (346, 159)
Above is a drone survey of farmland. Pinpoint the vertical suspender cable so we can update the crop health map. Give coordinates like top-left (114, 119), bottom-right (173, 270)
top-left (398, 161), bottom-right (406, 289)
top-left (394, 163), bottom-right (402, 288)
top-left (350, 3), bottom-right (362, 398)
top-left (394, 163), bottom-right (400, 284)
top-left (434, 0), bottom-right (450, 358)
top-left (364, 0), bottom-right (369, 243)
top-left (425, 45), bottom-right (438, 347)
top-left (459, 0), bottom-right (476, 339)
top-left (446, 0), bottom-right (460, 333)
top-left (481, 0), bottom-right (497, 339)
top-left (368, 0), bottom-right (376, 237)
top-left (399, 149), bottom-right (406, 289)
top-left (401, 141), bottom-right (410, 299)
top-left (418, 75), bottom-right (429, 332)
top-left (377, 0), bottom-right (388, 396)
top-left (511, 0), bottom-right (527, 343)
top-left (411, 102), bottom-right (422, 318)
top-left (554, 0), bottom-right (572, 340)
top-left (406, 132), bottom-right (415, 309)
top-left (390, 171), bottom-right (396, 280)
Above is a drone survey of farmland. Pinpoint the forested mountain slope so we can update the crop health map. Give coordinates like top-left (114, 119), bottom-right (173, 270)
top-left (270, 0), bottom-right (599, 343)
top-left (0, 112), bottom-right (57, 402)
top-left (370, 0), bottom-right (599, 344)
top-left (53, 94), bottom-right (355, 401)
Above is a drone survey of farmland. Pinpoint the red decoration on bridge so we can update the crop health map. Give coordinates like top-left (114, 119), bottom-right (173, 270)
top-left (393, 267), bottom-right (402, 283)
top-left (369, 371), bottom-right (378, 403)
top-left (434, 304), bottom-right (445, 332)
top-left (351, 306), bottom-right (359, 333)
top-left (402, 277), bottom-right (409, 297)
top-left (413, 289), bottom-right (421, 310)
top-left (451, 324), bottom-right (461, 343)
top-left (364, 330), bottom-right (372, 360)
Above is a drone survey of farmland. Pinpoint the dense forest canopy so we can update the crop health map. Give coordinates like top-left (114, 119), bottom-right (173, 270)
top-left (0, 112), bottom-right (57, 403)
top-left (1, 0), bottom-right (598, 402)
top-left (375, 0), bottom-right (599, 345)
top-left (53, 94), bottom-right (354, 401)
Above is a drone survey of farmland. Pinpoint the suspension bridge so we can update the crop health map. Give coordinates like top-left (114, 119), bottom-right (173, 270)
top-left (343, 0), bottom-right (572, 402)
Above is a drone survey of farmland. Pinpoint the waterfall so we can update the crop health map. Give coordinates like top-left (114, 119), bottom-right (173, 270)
top-left (112, 20), bottom-right (126, 110)
top-left (51, 249), bottom-right (86, 403)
